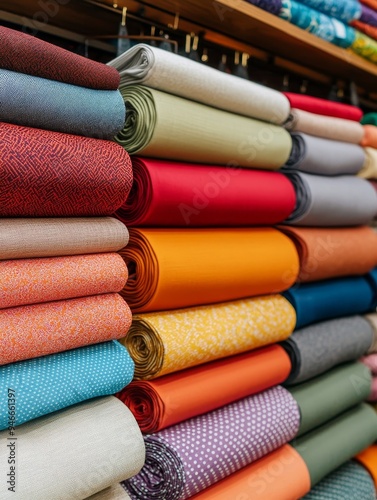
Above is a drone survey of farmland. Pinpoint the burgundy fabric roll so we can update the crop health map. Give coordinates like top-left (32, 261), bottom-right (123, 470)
top-left (117, 158), bottom-right (296, 226)
top-left (0, 26), bottom-right (120, 89)
top-left (0, 122), bottom-right (132, 217)
top-left (284, 93), bottom-right (363, 121)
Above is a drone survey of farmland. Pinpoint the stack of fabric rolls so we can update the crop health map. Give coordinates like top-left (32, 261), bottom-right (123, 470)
top-left (0, 27), bottom-right (145, 500)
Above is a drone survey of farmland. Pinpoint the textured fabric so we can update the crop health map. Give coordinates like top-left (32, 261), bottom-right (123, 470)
top-left (122, 295), bottom-right (296, 380)
top-left (284, 92), bottom-right (363, 121)
top-left (0, 69), bottom-right (125, 138)
top-left (361, 124), bottom-right (377, 148)
top-left (117, 158), bottom-right (296, 227)
top-left (284, 171), bottom-right (377, 226)
top-left (294, 0), bottom-right (361, 22)
top-left (351, 31), bottom-right (377, 63)
top-left (115, 86), bottom-right (292, 168)
top-left (352, 19), bottom-right (377, 41)
top-left (0, 218), bottom-right (129, 259)
top-left (284, 133), bottom-right (365, 175)
top-left (359, 147), bottom-right (377, 179)
top-left (0, 397), bottom-right (144, 500)
top-left (282, 316), bottom-right (373, 384)
top-left (124, 387), bottom-right (300, 500)
top-left (244, 0), bottom-right (283, 15)
top-left (120, 228), bottom-right (299, 312)
top-left (366, 313), bottom-right (377, 353)
top-left (108, 44), bottom-right (290, 123)
top-left (0, 340), bottom-right (134, 429)
top-left (118, 345), bottom-right (291, 432)
top-left (86, 485), bottom-right (131, 499)
top-left (361, 353), bottom-right (377, 374)
top-left (356, 445), bottom-right (377, 489)
top-left (0, 26), bottom-right (120, 89)
top-left (0, 293), bottom-right (131, 365)
top-left (0, 253), bottom-right (128, 309)
top-left (361, 3), bottom-right (377, 26)
top-left (0, 122), bottom-right (132, 217)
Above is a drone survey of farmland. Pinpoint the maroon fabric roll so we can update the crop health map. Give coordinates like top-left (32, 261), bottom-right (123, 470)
top-left (117, 158), bottom-right (296, 226)
top-left (0, 26), bottom-right (120, 90)
top-left (0, 122), bottom-right (132, 217)
top-left (284, 92), bottom-right (363, 121)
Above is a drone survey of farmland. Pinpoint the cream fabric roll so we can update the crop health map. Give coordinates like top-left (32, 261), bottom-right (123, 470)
top-left (0, 397), bottom-right (145, 499)
top-left (86, 484), bottom-right (131, 499)
top-left (366, 313), bottom-right (377, 353)
top-left (108, 44), bottom-right (290, 124)
top-left (359, 148), bottom-right (377, 179)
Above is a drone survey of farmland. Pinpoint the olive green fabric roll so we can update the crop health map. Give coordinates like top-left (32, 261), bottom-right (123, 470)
top-left (115, 85), bottom-right (292, 169)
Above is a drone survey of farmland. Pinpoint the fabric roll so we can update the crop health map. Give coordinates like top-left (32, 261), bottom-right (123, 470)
top-left (351, 31), bottom-right (377, 63)
top-left (361, 353), bottom-right (377, 373)
top-left (368, 377), bottom-right (377, 399)
top-left (359, 147), bottom-right (377, 178)
top-left (303, 461), bottom-right (376, 500)
top-left (123, 295), bottom-right (296, 380)
top-left (281, 316), bottom-right (373, 384)
top-left (0, 69), bottom-right (125, 138)
top-left (361, 3), bottom-right (377, 26)
top-left (361, 124), bottom-right (377, 148)
top-left (352, 19), bottom-right (377, 41)
top-left (284, 171), bottom-right (377, 226)
top-left (117, 158), bottom-right (296, 227)
top-left (293, 0), bottom-right (361, 23)
top-left (362, 0), bottom-right (377, 10)
top-left (284, 133), bottom-right (365, 175)
top-left (115, 86), bottom-right (292, 168)
top-left (279, 226), bottom-right (377, 282)
top-left (356, 445), bottom-right (377, 489)
top-left (0, 293), bottom-right (131, 365)
top-left (0, 122), bottom-right (132, 217)
top-left (0, 253), bottom-right (128, 309)
top-left (366, 313), bottom-right (377, 353)
top-left (0, 26), bottom-right (120, 89)
top-left (86, 485), bottom-right (131, 499)
top-left (190, 445), bottom-right (311, 500)
top-left (120, 228), bottom-right (299, 312)
top-left (0, 218), bottom-right (129, 260)
top-left (118, 345), bottom-right (292, 433)
top-left (124, 386), bottom-right (300, 500)
top-left (0, 397), bottom-right (145, 500)
top-left (108, 44), bottom-right (290, 123)
top-left (284, 108), bottom-right (364, 143)
top-left (288, 363), bottom-right (372, 435)
top-left (362, 112), bottom-right (377, 125)
top-left (244, 0), bottom-right (283, 15)
top-left (0, 340), bottom-right (134, 429)
top-left (292, 404), bottom-right (377, 487)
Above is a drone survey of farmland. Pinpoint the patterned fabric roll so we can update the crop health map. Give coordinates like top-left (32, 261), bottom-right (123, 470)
top-left (351, 31), bottom-right (377, 63)
top-left (294, 0), bottom-right (361, 23)
top-left (361, 3), bottom-right (377, 26)
top-left (244, 0), bottom-right (283, 15)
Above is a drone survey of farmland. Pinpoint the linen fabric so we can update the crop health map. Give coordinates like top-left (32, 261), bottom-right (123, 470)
top-left (118, 345), bottom-right (292, 432)
top-left (284, 171), bottom-right (377, 226)
top-left (351, 31), bottom-right (377, 63)
top-left (292, 0), bottom-right (361, 23)
top-left (0, 26), bottom-right (120, 89)
top-left (0, 293), bottom-right (132, 365)
top-left (117, 158), bottom-right (296, 227)
top-left (120, 228), bottom-right (299, 312)
top-left (356, 445), bottom-right (377, 488)
top-left (0, 69), bottom-right (125, 138)
top-left (361, 3), bottom-right (377, 26)
top-left (0, 397), bottom-right (144, 500)
top-left (0, 122), bottom-right (132, 217)
top-left (123, 295), bottom-right (296, 379)
top-left (361, 124), bottom-right (377, 148)
top-left (86, 485), bottom-right (131, 499)
top-left (0, 218), bottom-right (129, 259)
top-left (124, 386), bottom-right (300, 500)
top-left (108, 44), bottom-right (290, 123)
top-left (359, 147), bottom-right (377, 178)
top-left (115, 86), bottom-right (292, 168)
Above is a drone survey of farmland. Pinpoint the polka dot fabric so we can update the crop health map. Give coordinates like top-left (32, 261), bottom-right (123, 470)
top-left (0, 341), bottom-right (134, 429)
top-left (124, 386), bottom-right (300, 500)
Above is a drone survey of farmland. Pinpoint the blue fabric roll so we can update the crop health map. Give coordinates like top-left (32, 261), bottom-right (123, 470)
top-left (0, 68), bottom-right (125, 138)
top-left (0, 340), bottom-right (134, 429)
top-left (294, 0), bottom-right (361, 24)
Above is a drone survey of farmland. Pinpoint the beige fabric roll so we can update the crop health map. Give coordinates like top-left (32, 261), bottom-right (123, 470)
top-left (359, 148), bottom-right (377, 179)
top-left (0, 397), bottom-right (145, 499)
top-left (86, 484), bottom-right (131, 499)
top-left (366, 313), bottom-right (377, 353)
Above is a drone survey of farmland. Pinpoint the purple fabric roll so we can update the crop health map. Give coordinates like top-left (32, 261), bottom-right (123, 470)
top-left (245, 0), bottom-right (283, 15)
top-left (123, 386), bottom-right (300, 500)
top-left (361, 4), bottom-right (377, 27)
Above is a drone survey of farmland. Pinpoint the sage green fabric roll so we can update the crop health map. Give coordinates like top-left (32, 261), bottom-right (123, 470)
top-left (289, 362), bottom-right (372, 436)
top-left (116, 85), bottom-right (292, 169)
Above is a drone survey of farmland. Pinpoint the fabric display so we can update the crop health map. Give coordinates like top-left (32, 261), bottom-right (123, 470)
top-left (356, 445), bottom-right (377, 488)
top-left (283, 92), bottom-right (363, 120)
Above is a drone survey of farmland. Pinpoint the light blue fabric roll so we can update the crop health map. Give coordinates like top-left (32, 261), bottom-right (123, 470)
top-left (0, 68), bottom-right (125, 138)
top-left (294, 0), bottom-right (361, 24)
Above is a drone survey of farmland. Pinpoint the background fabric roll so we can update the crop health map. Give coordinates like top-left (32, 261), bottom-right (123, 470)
top-left (284, 172), bottom-right (377, 226)
top-left (245, 0), bottom-right (283, 15)
top-left (120, 228), bottom-right (299, 312)
top-left (0, 341), bottom-right (134, 428)
top-left (115, 86), bottom-right (292, 168)
top-left (358, 147), bottom-right (377, 178)
top-left (356, 445), bottom-right (377, 489)
top-left (0, 123), bottom-right (132, 217)
top-left (118, 158), bottom-right (296, 226)
top-left (361, 124), bottom-right (377, 148)
top-left (361, 3), bottom-right (377, 26)
top-left (0, 218), bottom-right (129, 259)
top-left (0, 69), bottom-right (125, 138)
top-left (361, 354), bottom-right (377, 400)
top-left (352, 30), bottom-right (377, 63)
top-left (0, 397), bottom-right (144, 500)
top-left (108, 43), bottom-right (290, 123)
top-left (124, 386), bottom-right (300, 500)
top-left (292, 0), bottom-right (361, 23)
top-left (352, 19), bottom-right (377, 41)
top-left (365, 313), bottom-right (377, 353)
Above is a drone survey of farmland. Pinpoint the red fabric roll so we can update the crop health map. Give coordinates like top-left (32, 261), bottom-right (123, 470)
top-left (0, 122), bottom-right (133, 217)
top-left (0, 26), bottom-right (120, 90)
top-left (284, 92), bottom-right (363, 121)
top-left (117, 158), bottom-right (296, 226)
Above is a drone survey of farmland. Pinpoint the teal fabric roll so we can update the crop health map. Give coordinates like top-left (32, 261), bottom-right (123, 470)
top-left (294, 0), bottom-right (361, 23)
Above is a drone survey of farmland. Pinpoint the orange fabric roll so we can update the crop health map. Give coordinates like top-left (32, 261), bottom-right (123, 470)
top-left (0, 293), bottom-right (132, 365)
top-left (361, 125), bottom-right (377, 148)
top-left (190, 445), bottom-right (311, 500)
top-left (0, 253), bottom-right (128, 309)
top-left (279, 226), bottom-right (377, 282)
top-left (120, 228), bottom-right (299, 312)
top-left (352, 20), bottom-right (377, 42)
top-left (361, 0), bottom-right (377, 11)
top-left (118, 344), bottom-right (291, 433)
top-left (356, 445), bottom-right (377, 488)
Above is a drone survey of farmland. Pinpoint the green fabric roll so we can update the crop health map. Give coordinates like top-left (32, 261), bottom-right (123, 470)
top-left (292, 404), bottom-right (377, 487)
top-left (116, 85), bottom-right (292, 169)
top-left (289, 362), bottom-right (372, 436)
top-left (362, 113), bottom-right (377, 126)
